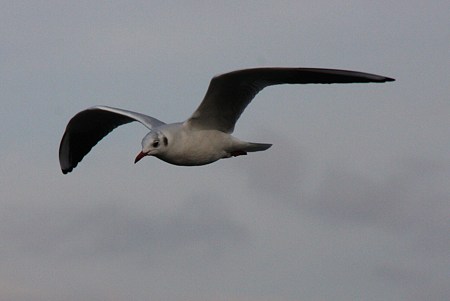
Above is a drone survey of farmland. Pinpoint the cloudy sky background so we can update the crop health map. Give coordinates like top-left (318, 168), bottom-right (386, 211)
top-left (1, 1), bottom-right (449, 300)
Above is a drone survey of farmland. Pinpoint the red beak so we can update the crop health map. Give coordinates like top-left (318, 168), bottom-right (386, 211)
top-left (134, 151), bottom-right (146, 164)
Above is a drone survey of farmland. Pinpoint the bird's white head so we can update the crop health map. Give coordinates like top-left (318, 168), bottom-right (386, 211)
top-left (134, 130), bottom-right (168, 163)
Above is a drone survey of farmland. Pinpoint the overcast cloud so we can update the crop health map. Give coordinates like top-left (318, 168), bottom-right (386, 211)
top-left (1, 1), bottom-right (449, 300)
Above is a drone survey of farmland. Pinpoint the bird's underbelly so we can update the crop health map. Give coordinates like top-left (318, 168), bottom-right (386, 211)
top-left (158, 130), bottom-right (232, 166)
top-left (157, 152), bottom-right (222, 166)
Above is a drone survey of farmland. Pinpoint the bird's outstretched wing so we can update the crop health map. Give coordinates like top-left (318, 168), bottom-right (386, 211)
top-left (186, 68), bottom-right (395, 133)
top-left (59, 105), bottom-right (165, 174)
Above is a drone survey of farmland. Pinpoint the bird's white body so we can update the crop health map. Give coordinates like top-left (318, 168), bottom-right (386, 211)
top-left (140, 123), bottom-right (271, 166)
top-left (59, 67), bottom-right (394, 174)
top-left (158, 127), bottom-right (228, 166)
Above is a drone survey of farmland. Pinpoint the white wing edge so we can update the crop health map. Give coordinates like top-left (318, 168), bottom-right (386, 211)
top-left (92, 105), bottom-right (166, 129)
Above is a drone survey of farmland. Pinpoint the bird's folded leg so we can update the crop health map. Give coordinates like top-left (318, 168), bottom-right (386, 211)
top-left (230, 150), bottom-right (247, 157)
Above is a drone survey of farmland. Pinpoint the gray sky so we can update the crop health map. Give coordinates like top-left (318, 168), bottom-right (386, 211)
top-left (1, 1), bottom-right (449, 300)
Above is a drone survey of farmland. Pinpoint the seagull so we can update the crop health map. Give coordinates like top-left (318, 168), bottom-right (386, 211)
top-left (59, 67), bottom-right (394, 174)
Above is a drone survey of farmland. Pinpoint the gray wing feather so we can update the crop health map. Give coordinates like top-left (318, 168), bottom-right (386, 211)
top-left (59, 106), bottom-right (165, 174)
top-left (186, 68), bottom-right (394, 133)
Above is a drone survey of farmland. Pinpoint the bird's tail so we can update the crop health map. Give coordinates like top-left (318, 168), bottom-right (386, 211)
top-left (243, 142), bottom-right (272, 152)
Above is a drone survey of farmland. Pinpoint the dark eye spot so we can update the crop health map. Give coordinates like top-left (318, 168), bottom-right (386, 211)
top-left (152, 141), bottom-right (159, 148)
top-left (163, 137), bottom-right (168, 146)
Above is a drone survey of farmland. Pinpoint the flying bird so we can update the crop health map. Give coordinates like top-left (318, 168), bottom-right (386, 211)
top-left (59, 67), bottom-right (394, 174)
